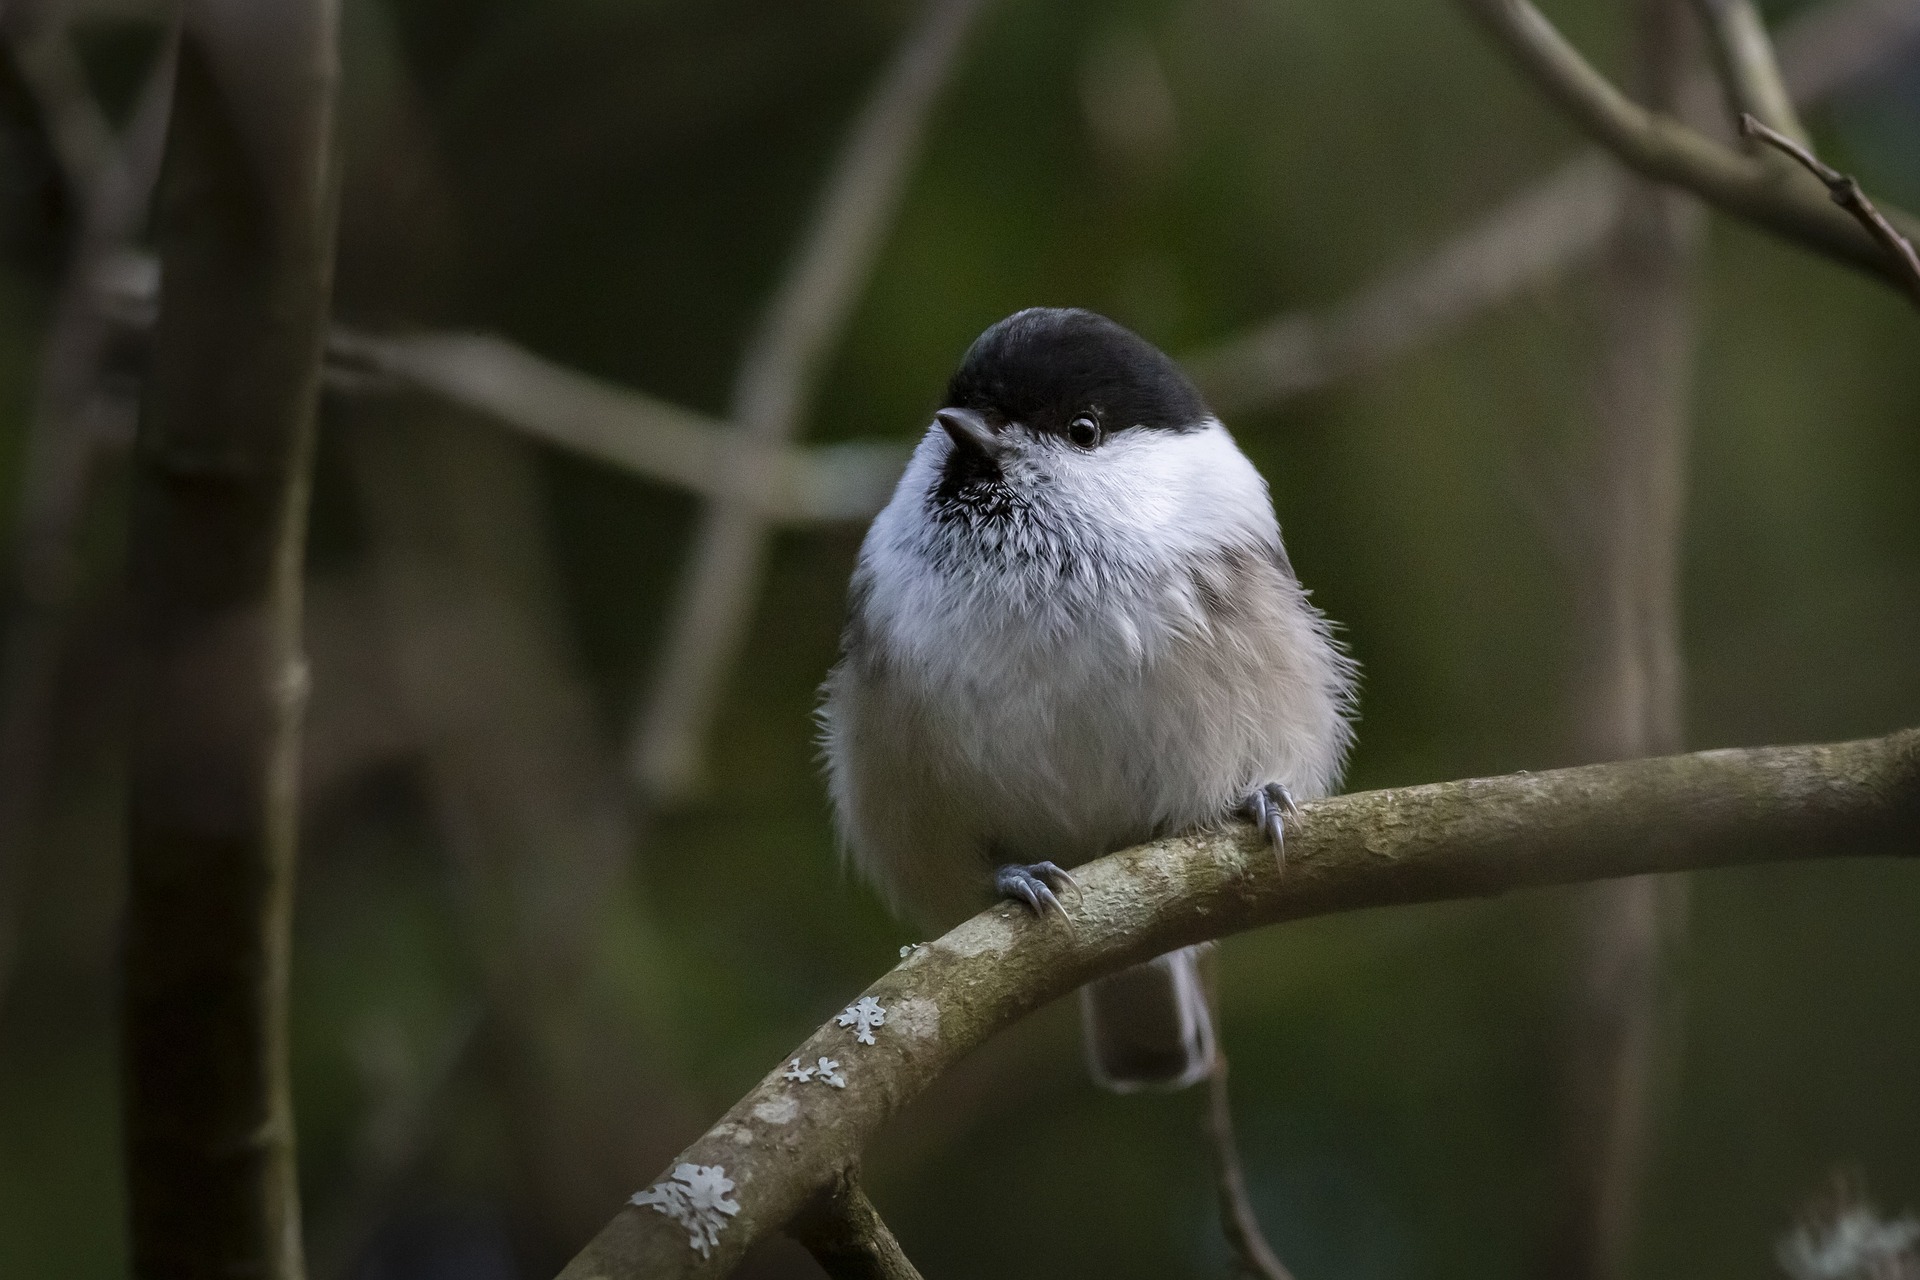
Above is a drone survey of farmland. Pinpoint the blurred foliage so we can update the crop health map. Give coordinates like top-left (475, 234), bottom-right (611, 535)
top-left (0, 0), bottom-right (1916, 1277)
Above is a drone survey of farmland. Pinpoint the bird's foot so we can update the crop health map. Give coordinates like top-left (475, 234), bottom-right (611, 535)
top-left (994, 861), bottom-right (1079, 921)
top-left (1238, 781), bottom-right (1300, 870)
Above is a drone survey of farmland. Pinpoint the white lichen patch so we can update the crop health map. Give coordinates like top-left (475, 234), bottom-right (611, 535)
top-left (835, 996), bottom-right (887, 1045)
top-left (783, 1056), bottom-right (848, 1088)
top-left (748, 1097), bottom-right (794, 1128)
top-left (898, 942), bottom-right (924, 959)
top-left (751, 1096), bottom-right (798, 1125)
top-left (709, 1122), bottom-right (755, 1147)
top-left (631, 1163), bottom-right (741, 1259)
top-left (888, 996), bottom-right (940, 1042)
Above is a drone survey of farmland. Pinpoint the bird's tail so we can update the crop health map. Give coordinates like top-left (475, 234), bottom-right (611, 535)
top-left (1079, 944), bottom-right (1216, 1092)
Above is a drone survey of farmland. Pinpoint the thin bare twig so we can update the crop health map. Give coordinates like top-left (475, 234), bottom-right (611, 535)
top-left (3, 3), bottom-right (115, 196)
top-left (0, 29), bottom-right (174, 1016)
top-left (787, 1166), bottom-right (925, 1280)
top-left (1741, 112), bottom-right (1920, 307)
top-left (326, 328), bottom-right (909, 522)
top-left (1188, 0), bottom-right (1920, 414)
top-left (1206, 1051), bottom-right (1296, 1280)
top-left (1193, 951), bottom-right (1297, 1280)
top-left (1692, 0), bottom-right (1809, 144)
top-left (562, 731), bottom-right (1920, 1279)
top-left (629, 0), bottom-right (989, 802)
top-left (1452, 0), bottom-right (1920, 293)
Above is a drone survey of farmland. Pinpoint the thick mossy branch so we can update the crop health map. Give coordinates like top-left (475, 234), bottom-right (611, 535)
top-left (560, 731), bottom-right (1920, 1280)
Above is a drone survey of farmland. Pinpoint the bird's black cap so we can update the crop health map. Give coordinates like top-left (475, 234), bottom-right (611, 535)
top-left (944, 308), bottom-right (1210, 439)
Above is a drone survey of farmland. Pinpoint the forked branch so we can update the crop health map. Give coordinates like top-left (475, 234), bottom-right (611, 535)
top-left (1178, 0), bottom-right (1920, 415)
top-left (787, 1166), bottom-right (925, 1280)
top-left (558, 730), bottom-right (1920, 1279)
top-left (1452, 0), bottom-right (1920, 299)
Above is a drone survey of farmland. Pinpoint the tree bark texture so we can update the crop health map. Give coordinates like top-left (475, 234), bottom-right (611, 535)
top-left (119, 4), bottom-right (341, 1279)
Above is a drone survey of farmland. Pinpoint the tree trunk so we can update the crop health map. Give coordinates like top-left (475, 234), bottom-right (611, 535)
top-left (119, 4), bottom-right (341, 1278)
top-left (1545, 2), bottom-right (1700, 1276)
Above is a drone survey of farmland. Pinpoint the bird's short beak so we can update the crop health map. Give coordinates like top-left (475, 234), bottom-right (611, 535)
top-left (936, 407), bottom-right (1002, 458)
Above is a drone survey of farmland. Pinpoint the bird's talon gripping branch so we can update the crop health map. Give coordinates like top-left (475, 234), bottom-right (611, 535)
top-left (1036, 859), bottom-right (1081, 897)
top-left (994, 862), bottom-right (1077, 920)
top-left (1239, 781), bottom-right (1299, 868)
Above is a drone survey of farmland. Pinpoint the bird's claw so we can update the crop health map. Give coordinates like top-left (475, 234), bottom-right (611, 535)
top-left (1239, 781), bottom-right (1299, 871)
top-left (994, 861), bottom-right (1079, 922)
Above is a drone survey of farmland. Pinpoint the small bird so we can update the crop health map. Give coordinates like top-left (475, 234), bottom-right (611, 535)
top-left (820, 307), bottom-right (1356, 1091)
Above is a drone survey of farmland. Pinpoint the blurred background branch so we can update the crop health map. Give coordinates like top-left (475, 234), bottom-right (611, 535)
top-left (1065, 0), bottom-right (1920, 414)
top-left (326, 328), bottom-right (910, 523)
top-left (3, 1), bottom-right (116, 198)
top-left (629, 0), bottom-right (990, 804)
top-left (1453, 0), bottom-right (1920, 294)
top-left (308, 0), bottom-right (1920, 496)
top-left (118, 1), bottom-right (340, 1277)
top-left (312, 0), bottom-right (1920, 497)
top-left (0, 17), bottom-right (171, 1017)
top-left (320, 5), bottom-right (702, 1269)
top-left (1542, 1), bottom-right (1700, 1276)
top-left (1692, 0), bottom-right (1810, 145)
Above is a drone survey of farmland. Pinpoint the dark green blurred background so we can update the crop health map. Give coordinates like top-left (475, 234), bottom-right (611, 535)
top-left (0, 0), bottom-right (1916, 1276)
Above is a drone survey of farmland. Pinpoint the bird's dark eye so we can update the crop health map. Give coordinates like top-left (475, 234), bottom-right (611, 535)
top-left (1067, 414), bottom-right (1101, 448)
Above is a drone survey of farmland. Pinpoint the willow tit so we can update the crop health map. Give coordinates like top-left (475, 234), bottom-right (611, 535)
top-left (820, 307), bottom-right (1356, 1091)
